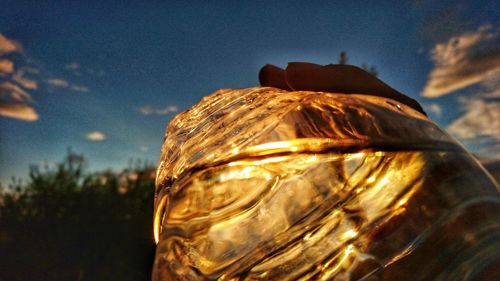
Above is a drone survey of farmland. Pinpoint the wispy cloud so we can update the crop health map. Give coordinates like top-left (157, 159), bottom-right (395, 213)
top-left (138, 105), bottom-right (178, 115)
top-left (13, 69), bottom-right (38, 90)
top-left (0, 59), bottom-right (14, 74)
top-left (479, 145), bottom-right (500, 158)
top-left (0, 103), bottom-right (38, 121)
top-left (447, 76), bottom-right (500, 141)
top-left (424, 103), bottom-right (442, 117)
top-left (0, 81), bottom-right (33, 103)
top-left (64, 62), bottom-right (105, 79)
top-left (0, 81), bottom-right (38, 121)
top-left (64, 62), bottom-right (80, 70)
top-left (1, 34), bottom-right (92, 122)
top-left (46, 78), bottom-right (90, 93)
top-left (0, 34), bottom-right (20, 55)
top-left (0, 34), bottom-right (39, 122)
top-left (421, 25), bottom-right (500, 98)
top-left (46, 78), bottom-right (69, 88)
top-left (86, 131), bottom-right (106, 141)
top-left (447, 97), bottom-right (500, 140)
top-left (71, 85), bottom-right (89, 92)
top-left (420, 26), bottom-right (500, 156)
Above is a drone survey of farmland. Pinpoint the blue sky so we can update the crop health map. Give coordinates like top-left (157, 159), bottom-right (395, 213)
top-left (1, 0), bottom-right (499, 183)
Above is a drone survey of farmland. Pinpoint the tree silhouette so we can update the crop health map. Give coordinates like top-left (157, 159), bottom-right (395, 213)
top-left (0, 150), bottom-right (156, 281)
top-left (338, 51), bottom-right (378, 77)
top-left (361, 63), bottom-right (379, 77)
top-left (339, 51), bottom-right (348, 65)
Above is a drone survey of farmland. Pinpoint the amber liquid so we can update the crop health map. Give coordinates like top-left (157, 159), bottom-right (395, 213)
top-left (153, 145), bottom-right (500, 281)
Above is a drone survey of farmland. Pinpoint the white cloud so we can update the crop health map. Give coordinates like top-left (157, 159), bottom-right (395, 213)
top-left (425, 103), bottom-right (442, 117)
top-left (140, 146), bottom-right (150, 152)
top-left (446, 71), bottom-right (500, 142)
top-left (86, 131), bottom-right (106, 141)
top-left (447, 97), bottom-right (500, 140)
top-left (422, 25), bottom-right (500, 98)
top-left (0, 59), bottom-right (14, 74)
top-left (139, 105), bottom-right (178, 115)
top-left (0, 34), bottom-right (20, 55)
top-left (46, 78), bottom-right (69, 88)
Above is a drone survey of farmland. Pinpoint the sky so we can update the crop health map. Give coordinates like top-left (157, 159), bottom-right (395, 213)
top-left (1, 0), bottom-right (499, 184)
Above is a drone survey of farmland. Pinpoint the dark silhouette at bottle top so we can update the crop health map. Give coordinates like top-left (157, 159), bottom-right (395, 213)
top-left (259, 62), bottom-right (426, 115)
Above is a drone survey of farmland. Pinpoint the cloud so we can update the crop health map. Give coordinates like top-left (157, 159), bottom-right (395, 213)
top-left (139, 105), bottom-right (178, 115)
top-left (480, 74), bottom-right (500, 97)
top-left (64, 62), bottom-right (80, 70)
top-left (447, 97), bottom-right (500, 141)
top-left (0, 34), bottom-right (20, 55)
top-left (140, 146), bottom-right (150, 152)
top-left (445, 63), bottom-right (500, 153)
top-left (19, 66), bottom-right (40, 75)
top-left (86, 131), bottom-right (106, 141)
top-left (12, 69), bottom-right (38, 90)
top-left (447, 72), bottom-right (500, 141)
top-left (424, 103), bottom-right (442, 117)
top-left (46, 78), bottom-right (90, 92)
top-left (421, 25), bottom-right (500, 98)
top-left (0, 82), bottom-right (38, 121)
top-left (0, 81), bottom-right (33, 103)
top-left (0, 59), bottom-right (14, 74)
top-left (0, 103), bottom-right (38, 121)
top-left (1, 35), bottom-right (90, 122)
top-left (0, 35), bottom-right (39, 122)
top-left (479, 144), bottom-right (500, 157)
top-left (46, 78), bottom-right (69, 88)
top-left (71, 85), bottom-right (89, 92)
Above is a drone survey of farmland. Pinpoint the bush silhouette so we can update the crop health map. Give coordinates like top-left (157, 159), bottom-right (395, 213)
top-left (0, 150), bottom-right (156, 281)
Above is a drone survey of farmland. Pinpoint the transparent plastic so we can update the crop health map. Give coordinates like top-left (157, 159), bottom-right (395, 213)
top-left (153, 87), bottom-right (500, 280)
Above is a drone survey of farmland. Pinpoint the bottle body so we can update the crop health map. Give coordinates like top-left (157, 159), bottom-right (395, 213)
top-left (153, 88), bottom-right (500, 280)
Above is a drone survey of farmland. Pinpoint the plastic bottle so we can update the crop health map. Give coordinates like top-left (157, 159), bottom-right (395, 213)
top-left (152, 66), bottom-right (500, 281)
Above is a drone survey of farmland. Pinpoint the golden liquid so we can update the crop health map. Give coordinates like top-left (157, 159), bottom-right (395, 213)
top-left (153, 148), bottom-right (500, 281)
top-left (153, 87), bottom-right (500, 280)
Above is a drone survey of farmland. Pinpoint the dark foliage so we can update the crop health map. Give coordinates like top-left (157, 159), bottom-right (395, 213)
top-left (0, 150), bottom-right (156, 281)
top-left (338, 51), bottom-right (378, 77)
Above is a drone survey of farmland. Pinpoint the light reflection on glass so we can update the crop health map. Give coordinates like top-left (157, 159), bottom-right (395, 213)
top-left (153, 87), bottom-right (500, 280)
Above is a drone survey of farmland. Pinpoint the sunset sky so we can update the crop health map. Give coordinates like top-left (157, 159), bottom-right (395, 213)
top-left (1, 1), bottom-right (499, 183)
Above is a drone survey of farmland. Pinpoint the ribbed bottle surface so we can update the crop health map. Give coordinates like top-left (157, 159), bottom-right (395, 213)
top-left (153, 87), bottom-right (500, 281)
